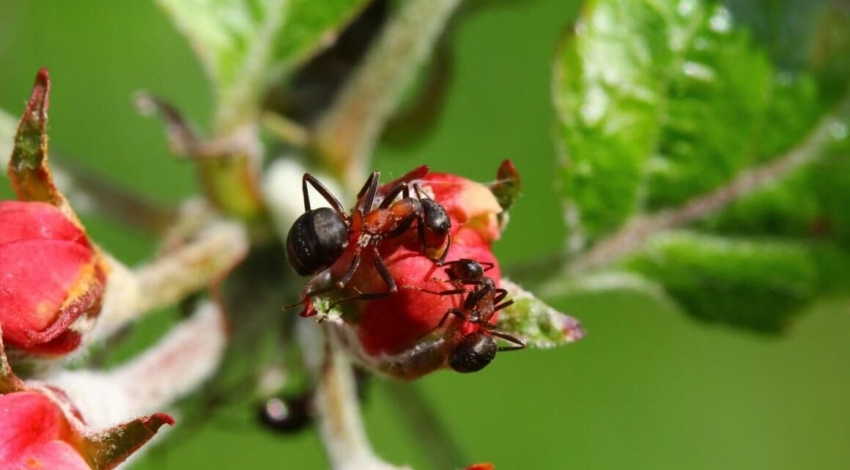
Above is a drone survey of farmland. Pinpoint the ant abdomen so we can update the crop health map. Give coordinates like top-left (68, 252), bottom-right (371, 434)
top-left (286, 207), bottom-right (350, 276)
top-left (448, 333), bottom-right (497, 373)
top-left (420, 198), bottom-right (451, 263)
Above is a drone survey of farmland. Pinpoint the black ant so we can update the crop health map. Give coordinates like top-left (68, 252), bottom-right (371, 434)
top-left (414, 258), bottom-right (526, 373)
top-left (257, 368), bottom-right (370, 434)
top-left (285, 169), bottom-right (452, 309)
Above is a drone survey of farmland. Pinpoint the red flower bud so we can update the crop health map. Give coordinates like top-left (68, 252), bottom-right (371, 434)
top-left (465, 464), bottom-right (495, 470)
top-left (0, 391), bottom-right (91, 469)
top-left (0, 201), bottom-right (106, 356)
top-left (421, 172), bottom-right (503, 243)
top-left (320, 169), bottom-right (509, 380)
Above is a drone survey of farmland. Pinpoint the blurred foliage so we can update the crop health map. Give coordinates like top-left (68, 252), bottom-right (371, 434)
top-left (155, 0), bottom-right (371, 131)
top-left (2, 0), bottom-right (850, 469)
top-left (555, 0), bottom-right (850, 332)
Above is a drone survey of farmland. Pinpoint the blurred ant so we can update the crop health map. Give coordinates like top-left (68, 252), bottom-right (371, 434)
top-left (412, 258), bottom-right (526, 373)
top-left (258, 392), bottom-right (312, 434)
top-left (257, 368), bottom-right (370, 434)
top-left (286, 170), bottom-right (452, 311)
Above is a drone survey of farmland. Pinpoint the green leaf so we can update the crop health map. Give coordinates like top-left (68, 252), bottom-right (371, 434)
top-left (698, 133), bottom-right (850, 244)
top-left (7, 69), bottom-right (66, 207)
top-left (722, 0), bottom-right (824, 72)
top-left (552, 0), bottom-right (850, 332)
top-left (554, 0), bottom-right (848, 245)
top-left (553, 0), bottom-right (663, 246)
top-left (82, 413), bottom-right (174, 470)
top-left (496, 279), bottom-right (585, 348)
top-left (155, 0), bottom-right (370, 132)
top-left (622, 231), bottom-right (823, 332)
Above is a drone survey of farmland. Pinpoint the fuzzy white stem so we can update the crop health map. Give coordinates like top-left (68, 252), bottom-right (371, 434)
top-left (134, 220), bottom-right (248, 313)
top-left (313, 0), bottom-right (462, 188)
top-left (300, 322), bottom-right (411, 470)
top-left (86, 219), bottom-right (247, 347)
top-left (46, 300), bottom-right (227, 428)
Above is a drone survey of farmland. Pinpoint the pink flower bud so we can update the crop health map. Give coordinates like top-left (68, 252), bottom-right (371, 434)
top-left (0, 388), bottom-right (174, 470)
top-left (0, 201), bottom-right (106, 356)
top-left (0, 391), bottom-right (91, 469)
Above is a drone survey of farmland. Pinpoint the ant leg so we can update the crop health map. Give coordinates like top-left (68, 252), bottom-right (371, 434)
top-left (333, 248), bottom-right (363, 290)
top-left (462, 286), bottom-right (492, 311)
top-left (357, 171), bottom-right (381, 214)
top-left (494, 298), bottom-right (515, 312)
top-left (372, 244), bottom-right (397, 292)
top-left (316, 244), bottom-right (395, 306)
top-left (303, 173), bottom-right (347, 215)
top-left (435, 308), bottom-right (466, 328)
top-left (328, 290), bottom-right (393, 309)
top-left (402, 285), bottom-right (468, 297)
top-left (493, 288), bottom-right (509, 305)
top-left (378, 182), bottom-right (410, 209)
top-left (479, 261), bottom-right (495, 272)
top-left (385, 209), bottom-right (421, 239)
top-left (357, 171), bottom-right (380, 200)
top-left (488, 330), bottom-right (526, 351)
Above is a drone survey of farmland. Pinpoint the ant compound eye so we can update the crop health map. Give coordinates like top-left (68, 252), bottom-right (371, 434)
top-left (258, 395), bottom-right (312, 434)
top-left (286, 207), bottom-right (349, 275)
top-left (448, 334), bottom-right (497, 373)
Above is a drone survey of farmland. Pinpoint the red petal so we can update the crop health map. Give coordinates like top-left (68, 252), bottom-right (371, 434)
top-left (0, 201), bottom-right (88, 247)
top-left (354, 239), bottom-right (500, 356)
top-left (420, 173), bottom-right (502, 242)
top-left (0, 239), bottom-right (100, 351)
top-left (17, 440), bottom-right (92, 470)
top-left (0, 391), bottom-right (75, 463)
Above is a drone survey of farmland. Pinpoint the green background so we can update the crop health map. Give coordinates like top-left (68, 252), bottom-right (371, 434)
top-left (2, 1), bottom-right (850, 469)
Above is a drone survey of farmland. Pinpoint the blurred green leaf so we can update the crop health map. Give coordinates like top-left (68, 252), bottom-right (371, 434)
top-left (552, 0), bottom-right (850, 332)
top-left (622, 231), bottom-right (824, 332)
top-left (699, 135), bottom-right (850, 245)
top-left (722, 0), bottom-right (823, 72)
top-left (497, 279), bottom-right (585, 348)
top-left (155, 0), bottom-right (369, 132)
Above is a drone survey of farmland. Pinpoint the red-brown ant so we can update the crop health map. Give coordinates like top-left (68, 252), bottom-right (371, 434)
top-left (414, 258), bottom-right (526, 373)
top-left (285, 169), bottom-right (452, 309)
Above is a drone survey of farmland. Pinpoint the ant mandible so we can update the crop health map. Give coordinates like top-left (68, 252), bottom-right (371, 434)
top-left (414, 258), bottom-right (526, 373)
top-left (286, 169), bottom-right (452, 303)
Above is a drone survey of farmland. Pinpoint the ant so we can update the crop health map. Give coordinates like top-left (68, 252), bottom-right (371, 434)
top-left (258, 392), bottom-right (312, 434)
top-left (414, 258), bottom-right (526, 373)
top-left (286, 169), bottom-right (452, 308)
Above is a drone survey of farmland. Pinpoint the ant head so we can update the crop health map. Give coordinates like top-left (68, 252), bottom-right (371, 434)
top-left (448, 332), bottom-right (497, 373)
top-left (285, 207), bottom-right (349, 276)
top-left (445, 259), bottom-right (484, 281)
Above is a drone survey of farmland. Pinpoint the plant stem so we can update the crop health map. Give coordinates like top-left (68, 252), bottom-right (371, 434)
top-left (313, 0), bottom-right (462, 190)
top-left (134, 220), bottom-right (249, 313)
top-left (48, 301), bottom-right (227, 428)
top-left (91, 218), bottom-right (247, 342)
top-left (304, 323), bottom-right (410, 470)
